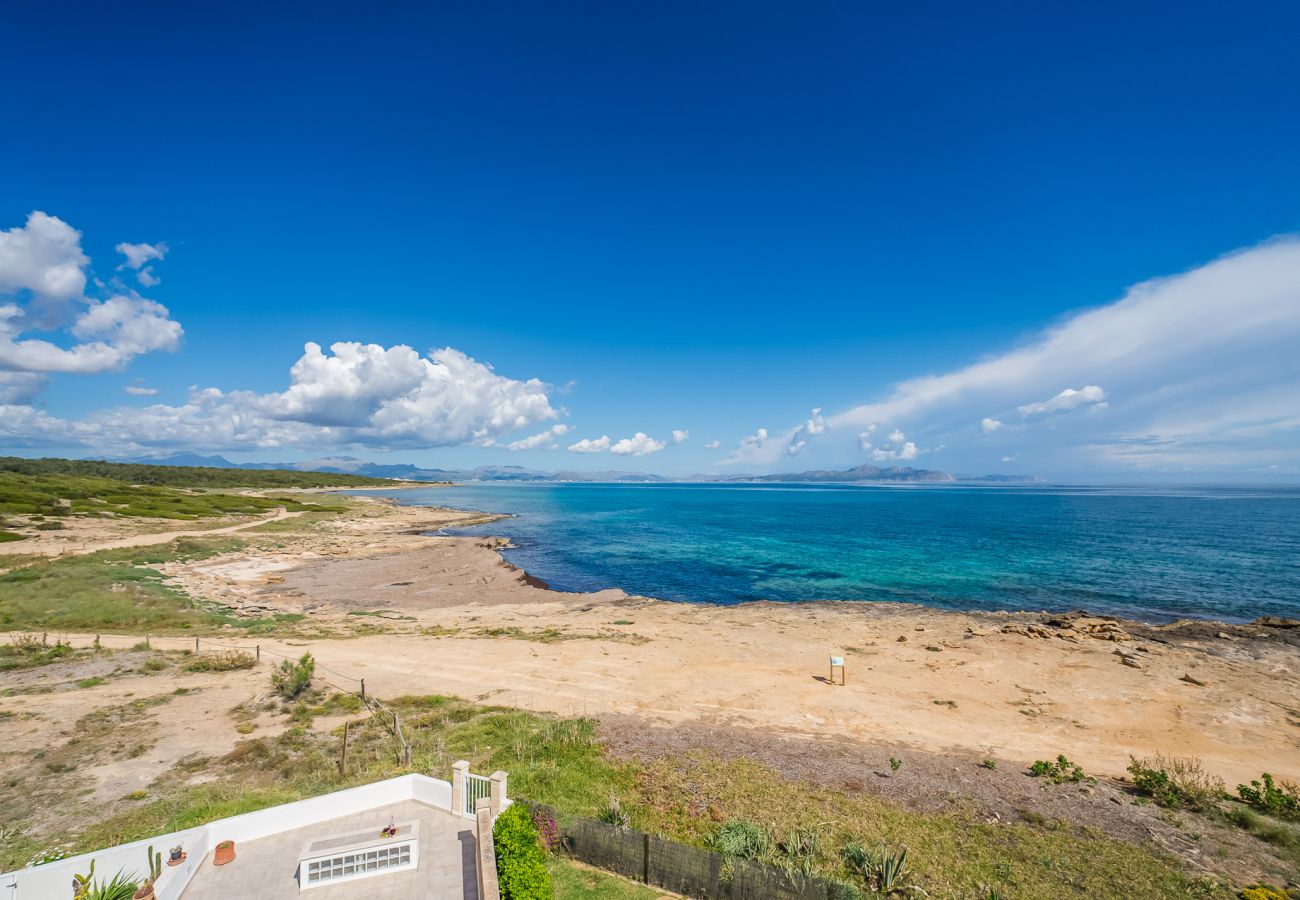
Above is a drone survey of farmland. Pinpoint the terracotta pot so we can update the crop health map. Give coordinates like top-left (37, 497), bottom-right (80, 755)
top-left (167, 852), bottom-right (187, 867)
top-left (213, 840), bottom-right (236, 866)
top-left (132, 884), bottom-right (154, 900)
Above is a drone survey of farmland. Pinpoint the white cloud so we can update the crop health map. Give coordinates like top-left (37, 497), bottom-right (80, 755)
top-left (0, 212), bottom-right (183, 383)
top-left (506, 423), bottom-right (569, 451)
top-left (704, 439), bottom-right (720, 449)
top-left (787, 440), bottom-right (806, 455)
top-left (0, 371), bottom-right (46, 405)
top-left (125, 384), bottom-right (158, 397)
top-left (725, 236), bottom-right (1300, 473)
top-left (115, 241), bottom-right (168, 271)
top-left (611, 432), bottom-right (666, 456)
top-left (981, 417), bottom-right (1003, 433)
top-left (1001, 454), bottom-right (1017, 463)
top-left (0, 211), bottom-right (88, 301)
top-left (568, 435), bottom-right (611, 453)
top-left (870, 441), bottom-right (919, 462)
top-left (672, 429), bottom-right (689, 444)
top-left (0, 341), bottom-right (560, 453)
top-left (1018, 385), bottom-right (1107, 416)
top-left (136, 266), bottom-right (161, 288)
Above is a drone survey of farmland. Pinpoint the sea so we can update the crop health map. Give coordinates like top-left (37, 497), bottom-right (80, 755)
top-left (353, 482), bottom-right (1300, 624)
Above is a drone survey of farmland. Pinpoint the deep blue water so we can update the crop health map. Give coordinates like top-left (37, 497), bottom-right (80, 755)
top-left (353, 483), bottom-right (1300, 623)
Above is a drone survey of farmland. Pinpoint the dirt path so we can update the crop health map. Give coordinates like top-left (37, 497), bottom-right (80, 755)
top-left (9, 507), bottom-right (303, 558)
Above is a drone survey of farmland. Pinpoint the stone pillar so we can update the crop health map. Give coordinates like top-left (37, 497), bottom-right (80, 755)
top-left (476, 797), bottom-right (500, 900)
top-left (489, 770), bottom-right (509, 816)
top-left (451, 760), bottom-right (469, 816)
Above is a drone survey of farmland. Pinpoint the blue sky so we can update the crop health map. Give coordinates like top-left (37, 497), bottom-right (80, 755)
top-left (2, 2), bottom-right (1299, 479)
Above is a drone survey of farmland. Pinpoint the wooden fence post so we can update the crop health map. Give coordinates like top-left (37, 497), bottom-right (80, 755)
top-left (339, 721), bottom-right (350, 775)
top-left (360, 678), bottom-right (365, 700)
top-left (195, 637), bottom-right (200, 654)
top-left (256, 645), bottom-right (261, 663)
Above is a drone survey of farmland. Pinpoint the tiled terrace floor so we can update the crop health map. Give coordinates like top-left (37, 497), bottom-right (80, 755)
top-left (181, 799), bottom-right (478, 899)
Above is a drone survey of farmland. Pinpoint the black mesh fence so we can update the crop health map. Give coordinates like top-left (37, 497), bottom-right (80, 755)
top-left (524, 801), bottom-right (861, 900)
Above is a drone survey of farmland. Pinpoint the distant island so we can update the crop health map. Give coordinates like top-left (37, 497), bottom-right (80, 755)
top-left (98, 452), bottom-right (1041, 485)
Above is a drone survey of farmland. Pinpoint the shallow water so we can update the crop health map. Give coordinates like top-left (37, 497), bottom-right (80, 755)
top-left (354, 482), bottom-right (1300, 623)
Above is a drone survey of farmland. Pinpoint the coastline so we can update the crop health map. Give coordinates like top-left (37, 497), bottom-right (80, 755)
top-left (121, 490), bottom-right (1300, 787)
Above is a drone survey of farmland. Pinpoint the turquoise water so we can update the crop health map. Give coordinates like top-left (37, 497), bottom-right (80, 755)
top-left (358, 483), bottom-right (1300, 623)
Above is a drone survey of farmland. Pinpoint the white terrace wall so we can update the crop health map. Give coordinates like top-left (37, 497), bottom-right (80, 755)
top-left (0, 774), bottom-right (461, 900)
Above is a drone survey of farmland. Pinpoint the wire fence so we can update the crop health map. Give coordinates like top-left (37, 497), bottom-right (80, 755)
top-left (2, 630), bottom-right (413, 764)
top-left (527, 801), bottom-right (861, 900)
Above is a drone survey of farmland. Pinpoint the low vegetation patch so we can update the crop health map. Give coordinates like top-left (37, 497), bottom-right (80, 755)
top-left (183, 650), bottom-right (256, 672)
top-left (1128, 753), bottom-right (1225, 811)
top-left (270, 653), bottom-right (315, 699)
top-left (0, 634), bottom-right (77, 671)
top-left (1029, 754), bottom-right (1090, 784)
top-left (1238, 774), bottom-right (1300, 823)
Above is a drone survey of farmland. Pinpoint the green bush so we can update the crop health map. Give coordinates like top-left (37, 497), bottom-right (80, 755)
top-left (493, 802), bottom-right (552, 899)
top-left (1237, 774), bottom-right (1300, 822)
top-left (709, 819), bottom-right (767, 859)
top-left (1238, 884), bottom-right (1292, 900)
top-left (1127, 754), bottom-right (1223, 810)
top-left (270, 653), bottom-right (315, 699)
top-left (1030, 755), bottom-right (1088, 784)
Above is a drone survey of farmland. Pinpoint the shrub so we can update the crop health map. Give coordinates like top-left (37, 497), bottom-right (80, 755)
top-left (1127, 754), bottom-right (1224, 810)
top-left (493, 803), bottom-right (551, 899)
top-left (1237, 774), bottom-right (1300, 822)
top-left (843, 842), bottom-right (918, 895)
top-left (185, 650), bottom-right (255, 672)
top-left (709, 819), bottom-right (767, 859)
top-left (270, 653), bottom-right (314, 699)
top-left (596, 795), bottom-right (630, 828)
top-left (1030, 755), bottom-right (1088, 784)
top-left (1239, 884), bottom-right (1291, 900)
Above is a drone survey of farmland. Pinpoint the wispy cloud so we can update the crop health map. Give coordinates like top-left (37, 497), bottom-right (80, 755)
top-left (724, 236), bottom-right (1300, 474)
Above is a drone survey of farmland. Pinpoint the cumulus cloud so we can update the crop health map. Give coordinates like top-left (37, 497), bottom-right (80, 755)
top-left (116, 241), bottom-right (168, 270)
top-left (568, 435), bottom-right (611, 453)
top-left (704, 439), bottom-right (720, 449)
top-left (672, 429), bottom-right (689, 444)
top-left (506, 423), bottom-right (569, 451)
top-left (0, 212), bottom-right (183, 384)
top-left (1018, 385), bottom-right (1107, 416)
top-left (0, 371), bottom-right (46, 405)
top-left (861, 427), bottom-right (921, 462)
top-left (136, 267), bottom-right (161, 288)
top-left (0, 341), bottom-right (560, 453)
top-left (0, 211), bottom-right (88, 301)
top-left (724, 236), bottom-right (1300, 473)
top-left (611, 432), bottom-right (666, 456)
top-left (981, 417), bottom-right (1003, 433)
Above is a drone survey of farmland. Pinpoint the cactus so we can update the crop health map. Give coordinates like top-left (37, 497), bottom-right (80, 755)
top-left (147, 845), bottom-right (161, 883)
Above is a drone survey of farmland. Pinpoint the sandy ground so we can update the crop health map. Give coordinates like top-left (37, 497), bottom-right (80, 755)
top-left (0, 507), bottom-right (303, 558)
top-left (16, 493), bottom-right (1295, 790)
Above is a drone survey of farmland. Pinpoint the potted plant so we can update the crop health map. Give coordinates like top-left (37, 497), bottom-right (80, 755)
top-left (131, 846), bottom-right (162, 899)
top-left (167, 844), bottom-right (186, 867)
top-left (213, 840), bottom-right (236, 866)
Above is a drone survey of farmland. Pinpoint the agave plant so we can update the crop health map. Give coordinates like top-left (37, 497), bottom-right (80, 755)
top-left (76, 871), bottom-right (140, 900)
top-left (842, 842), bottom-right (923, 896)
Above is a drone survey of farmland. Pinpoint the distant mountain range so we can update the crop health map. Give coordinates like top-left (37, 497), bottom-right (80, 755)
top-left (107, 453), bottom-right (1040, 484)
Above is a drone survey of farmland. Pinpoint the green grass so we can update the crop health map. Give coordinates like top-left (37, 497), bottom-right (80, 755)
top-left (0, 695), bottom-right (1233, 899)
top-left (0, 530), bottom-right (26, 542)
top-left (549, 858), bottom-right (665, 899)
top-left (0, 538), bottom-right (256, 631)
top-left (0, 471), bottom-right (345, 520)
top-left (0, 456), bottom-right (392, 490)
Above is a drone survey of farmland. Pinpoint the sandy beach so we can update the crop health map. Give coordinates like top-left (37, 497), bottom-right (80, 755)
top-left (71, 491), bottom-right (1297, 788)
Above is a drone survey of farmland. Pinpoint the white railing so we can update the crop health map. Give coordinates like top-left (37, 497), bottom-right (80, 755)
top-left (0, 774), bottom-right (454, 900)
top-left (464, 773), bottom-right (492, 816)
